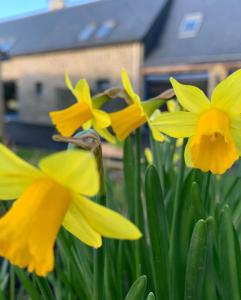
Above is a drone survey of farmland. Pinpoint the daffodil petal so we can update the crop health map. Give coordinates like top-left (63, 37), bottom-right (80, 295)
top-left (94, 125), bottom-right (116, 144)
top-left (184, 138), bottom-right (193, 167)
top-left (151, 111), bottom-right (198, 138)
top-left (121, 68), bottom-right (136, 99)
top-left (83, 120), bottom-right (92, 130)
top-left (110, 104), bottom-right (146, 141)
top-left (0, 179), bottom-right (71, 276)
top-left (73, 194), bottom-right (142, 240)
top-left (63, 200), bottom-right (102, 248)
top-left (170, 78), bottom-right (210, 114)
top-left (65, 71), bottom-right (74, 93)
top-left (75, 79), bottom-right (92, 107)
top-left (0, 144), bottom-right (41, 200)
top-left (231, 115), bottom-right (241, 155)
top-left (39, 150), bottom-right (99, 196)
top-left (121, 68), bottom-right (141, 105)
top-left (50, 102), bottom-right (92, 137)
top-left (65, 71), bottom-right (83, 102)
top-left (149, 122), bottom-right (165, 142)
top-left (211, 69), bottom-right (241, 114)
top-left (93, 109), bottom-right (111, 128)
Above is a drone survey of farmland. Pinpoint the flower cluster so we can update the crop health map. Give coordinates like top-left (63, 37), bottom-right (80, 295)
top-left (51, 68), bottom-right (241, 175)
top-left (1, 67), bottom-right (241, 277)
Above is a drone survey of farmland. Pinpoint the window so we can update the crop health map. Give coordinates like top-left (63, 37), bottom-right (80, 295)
top-left (0, 37), bottom-right (15, 52)
top-left (35, 82), bottom-right (43, 96)
top-left (78, 23), bottom-right (96, 41)
top-left (95, 20), bottom-right (116, 39)
top-left (96, 79), bottom-right (110, 92)
top-left (178, 13), bottom-right (203, 38)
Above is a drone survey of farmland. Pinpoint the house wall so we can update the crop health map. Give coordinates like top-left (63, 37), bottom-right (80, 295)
top-left (144, 62), bottom-right (241, 97)
top-left (2, 42), bottom-right (143, 124)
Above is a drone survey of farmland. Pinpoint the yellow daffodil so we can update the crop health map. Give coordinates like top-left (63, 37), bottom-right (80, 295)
top-left (144, 148), bottom-right (153, 164)
top-left (151, 70), bottom-right (241, 174)
top-left (0, 144), bottom-right (141, 276)
top-left (50, 73), bottom-right (115, 143)
top-left (109, 69), bottom-right (165, 142)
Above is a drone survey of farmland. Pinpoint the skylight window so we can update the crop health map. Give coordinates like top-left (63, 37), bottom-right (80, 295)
top-left (178, 13), bottom-right (203, 38)
top-left (95, 20), bottom-right (116, 39)
top-left (78, 23), bottom-right (96, 41)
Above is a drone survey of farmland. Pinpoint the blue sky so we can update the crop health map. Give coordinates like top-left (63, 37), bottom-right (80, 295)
top-left (0, 0), bottom-right (92, 21)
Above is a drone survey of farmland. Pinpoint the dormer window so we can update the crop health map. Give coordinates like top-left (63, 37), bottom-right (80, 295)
top-left (95, 20), bottom-right (116, 39)
top-left (78, 23), bottom-right (96, 41)
top-left (178, 13), bottom-right (203, 38)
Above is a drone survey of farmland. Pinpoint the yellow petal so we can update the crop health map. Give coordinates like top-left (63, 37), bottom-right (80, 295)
top-left (0, 179), bottom-right (71, 276)
top-left (39, 150), bottom-right (99, 196)
top-left (149, 123), bottom-right (165, 142)
top-left (211, 69), bottom-right (241, 114)
top-left (110, 104), bottom-right (146, 141)
top-left (50, 102), bottom-right (92, 137)
top-left (63, 201), bottom-right (102, 248)
top-left (121, 68), bottom-right (136, 99)
top-left (93, 109), bottom-right (111, 128)
top-left (75, 79), bottom-right (92, 107)
top-left (0, 144), bottom-right (41, 200)
top-left (231, 115), bottom-right (241, 154)
top-left (170, 78), bottom-right (210, 114)
top-left (93, 125), bottom-right (116, 144)
top-left (151, 111), bottom-right (198, 138)
top-left (83, 120), bottom-right (92, 130)
top-left (184, 138), bottom-right (193, 168)
top-left (65, 70), bottom-right (74, 93)
top-left (73, 194), bottom-right (142, 240)
top-left (121, 68), bottom-right (141, 105)
top-left (66, 72), bottom-right (92, 107)
top-left (167, 99), bottom-right (179, 112)
top-left (144, 148), bottom-right (153, 164)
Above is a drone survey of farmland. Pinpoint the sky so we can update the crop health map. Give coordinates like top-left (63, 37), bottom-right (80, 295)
top-left (0, 0), bottom-right (95, 21)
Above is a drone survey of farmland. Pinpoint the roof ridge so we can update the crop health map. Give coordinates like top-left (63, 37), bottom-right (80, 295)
top-left (0, 0), bottom-right (105, 25)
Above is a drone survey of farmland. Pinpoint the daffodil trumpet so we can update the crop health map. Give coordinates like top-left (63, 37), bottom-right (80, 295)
top-left (109, 69), bottom-right (168, 142)
top-left (50, 72), bottom-right (115, 144)
top-left (152, 69), bottom-right (241, 174)
top-left (0, 144), bottom-right (141, 276)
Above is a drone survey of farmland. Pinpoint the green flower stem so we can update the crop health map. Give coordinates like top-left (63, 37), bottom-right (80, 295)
top-left (134, 128), bottom-right (142, 278)
top-left (150, 136), bottom-right (165, 194)
top-left (169, 140), bottom-right (186, 300)
top-left (10, 266), bottom-right (15, 300)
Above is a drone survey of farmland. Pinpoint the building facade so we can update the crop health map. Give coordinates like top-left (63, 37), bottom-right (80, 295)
top-left (0, 0), bottom-right (168, 125)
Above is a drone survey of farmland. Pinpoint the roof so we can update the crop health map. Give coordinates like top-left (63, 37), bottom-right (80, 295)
top-left (0, 0), bottom-right (167, 57)
top-left (145, 0), bottom-right (241, 67)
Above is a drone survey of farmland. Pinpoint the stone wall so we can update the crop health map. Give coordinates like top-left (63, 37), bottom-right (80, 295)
top-left (2, 42), bottom-right (143, 124)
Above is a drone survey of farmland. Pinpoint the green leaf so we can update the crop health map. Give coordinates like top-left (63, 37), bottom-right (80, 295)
top-left (15, 268), bottom-right (42, 300)
top-left (184, 219), bottom-right (208, 300)
top-left (125, 275), bottom-right (147, 300)
top-left (146, 292), bottom-right (155, 300)
top-left (218, 205), bottom-right (241, 300)
top-left (33, 276), bottom-right (55, 300)
top-left (145, 165), bottom-right (169, 300)
top-left (123, 136), bottom-right (135, 220)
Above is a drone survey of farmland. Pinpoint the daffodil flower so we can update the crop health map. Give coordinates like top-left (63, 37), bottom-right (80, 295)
top-left (109, 69), bottom-right (165, 142)
top-left (0, 144), bottom-right (141, 276)
top-left (50, 73), bottom-right (115, 143)
top-left (152, 70), bottom-right (241, 174)
top-left (144, 148), bottom-right (153, 164)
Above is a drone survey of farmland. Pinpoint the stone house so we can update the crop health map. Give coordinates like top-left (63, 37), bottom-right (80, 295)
top-left (0, 0), bottom-right (169, 125)
top-left (1, 0), bottom-right (241, 147)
